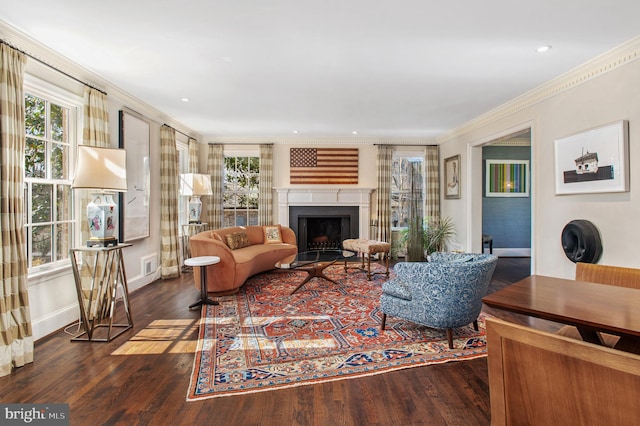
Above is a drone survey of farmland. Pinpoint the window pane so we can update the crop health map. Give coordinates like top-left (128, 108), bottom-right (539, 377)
top-left (248, 210), bottom-right (259, 226)
top-left (56, 184), bottom-right (72, 221)
top-left (25, 94), bottom-right (45, 137)
top-left (32, 183), bottom-right (52, 223)
top-left (32, 224), bottom-right (53, 266)
top-left (52, 143), bottom-right (69, 180)
top-left (248, 193), bottom-right (258, 209)
top-left (25, 137), bottom-right (46, 178)
top-left (235, 211), bottom-right (247, 226)
top-left (223, 210), bottom-right (235, 228)
top-left (50, 103), bottom-right (68, 142)
top-left (249, 157), bottom-right (259, 171)
top-left (55, 223), bottom-right (71, 261)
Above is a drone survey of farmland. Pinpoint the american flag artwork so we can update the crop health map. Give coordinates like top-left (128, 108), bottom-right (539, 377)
top-left (289, 148), bottom-right (359, 184)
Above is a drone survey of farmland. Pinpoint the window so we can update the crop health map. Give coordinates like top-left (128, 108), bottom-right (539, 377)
top-left (24, 90), bottom-right (77, 271)
top-left (391, 153), bottom-right (424, 228)
top-left (223, 156), bottom-right (259, 227)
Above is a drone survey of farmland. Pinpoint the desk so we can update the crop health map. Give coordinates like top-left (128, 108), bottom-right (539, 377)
top-left (482, 275), bottom-right (640, 350)
top-left (70, 244), bottom-right (133, 342)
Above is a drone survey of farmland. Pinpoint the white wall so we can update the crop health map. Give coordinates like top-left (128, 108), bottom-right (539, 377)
top-left (439, 38), bottom-right (640, 279)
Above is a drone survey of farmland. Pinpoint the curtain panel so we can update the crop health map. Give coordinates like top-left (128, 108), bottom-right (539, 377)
top-left (187, 137), bottom-right (199, 173)
top-left (258, 144), bottom-right (273, 225)
top-left (375, 145), bottom-right (393, 243)
top-left (206, 144), bottom-right (224, 229)
top-left (425, 145), bottom-right (440, 219)
top-left (160, 125), bottom-right (180, 278)
top-left (0, 43), bottom-right (34, 377)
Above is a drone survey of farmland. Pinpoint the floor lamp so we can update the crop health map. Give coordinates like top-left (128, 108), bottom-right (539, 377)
top-left (72, 145), bottom-right (128, 247)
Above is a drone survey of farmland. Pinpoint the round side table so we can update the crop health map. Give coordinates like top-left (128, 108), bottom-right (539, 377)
top-left (185, 256), bottom-right (220, 310)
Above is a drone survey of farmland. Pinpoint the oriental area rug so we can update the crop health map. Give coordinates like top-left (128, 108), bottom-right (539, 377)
top-left (187, 264), bottom-right (490, 400)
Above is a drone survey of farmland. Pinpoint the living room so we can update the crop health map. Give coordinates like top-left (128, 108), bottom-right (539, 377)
top-left (2, 2), bottom-right (640, 424)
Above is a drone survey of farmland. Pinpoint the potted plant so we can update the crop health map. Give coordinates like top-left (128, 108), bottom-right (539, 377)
top-left (398, 216), bottom-right (456, 260)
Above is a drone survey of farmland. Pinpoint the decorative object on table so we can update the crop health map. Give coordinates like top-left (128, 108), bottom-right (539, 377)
top-left (444, 154), bottom-right (461, 199)
top-left (380, 252), bottom-right (498, 349)
top-left (180, 173), bottom-right (213, 223)
top-left (561, 219), bottom-right (602, 263)
top-left (187, 264), bottom-right (491, 400)
top-left (485, 159), bottom-right (529, 197)
top-left (554, 120), bottom-right (629, 195)
top-left (72, 145), bottom-right (127, 247)
top-left (118, 110), bottom-right (150, 241)
top-left (398, 216), bottom-right (456, 259)
top-left (69, 244), bottom-right (133, 342)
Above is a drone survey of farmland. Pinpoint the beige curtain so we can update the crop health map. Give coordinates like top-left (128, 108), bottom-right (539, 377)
top-left (187, 137), bottom-right (199, 173)
top-left (258, 144), bottom-right (273, 225)
top-left (375, 145), bottom-right (393, 242)
top-left (160, 125), bottom-right (180, 278)
top-left (80, 88), bottom-right (111, 243)
top-left (0, 43), bottom-right (33, 377)
top-left (425, 145), bottom-right (440, 219)
top-left (206, 144), bottom-right (224, 229)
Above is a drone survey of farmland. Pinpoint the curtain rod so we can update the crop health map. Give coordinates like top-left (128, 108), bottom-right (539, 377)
top-left (162, 123), bottom-right (193, 140)
top-left (1, 39), bottom-right (107, 95)
top-left (373, 144), bottom-right (437, 147)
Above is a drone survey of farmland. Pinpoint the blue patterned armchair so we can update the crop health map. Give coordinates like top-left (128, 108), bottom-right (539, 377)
top-left (380, 252), bottom-right (498, 349)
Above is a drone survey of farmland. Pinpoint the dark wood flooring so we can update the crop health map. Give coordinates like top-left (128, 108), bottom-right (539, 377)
top-left (2, 257), bottom-right (553, 426)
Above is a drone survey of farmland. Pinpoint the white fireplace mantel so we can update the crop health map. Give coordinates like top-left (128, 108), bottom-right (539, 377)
top-left (275, 187), bottom-right (375, 239)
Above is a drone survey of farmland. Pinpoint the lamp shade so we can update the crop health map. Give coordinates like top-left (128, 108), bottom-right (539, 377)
top-left (72, 145), bottom-right (127, 191)
top-left (180, 173), bottom-right (213, 196)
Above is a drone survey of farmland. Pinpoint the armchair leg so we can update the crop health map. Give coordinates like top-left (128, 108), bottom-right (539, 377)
top-left (381, 313), bottom-right (387, 330)
top-left (447, 329), bottom-right (454, 349)
top-left (473, 320), bottom-right (479, 331)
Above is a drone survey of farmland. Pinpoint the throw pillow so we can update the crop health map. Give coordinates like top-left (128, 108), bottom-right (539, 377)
top-left (263, 225), bottom-right (283, 244)
top-left (225, 231), bottom-right (250, 250)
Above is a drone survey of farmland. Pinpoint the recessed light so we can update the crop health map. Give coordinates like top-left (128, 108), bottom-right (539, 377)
top-left (352, 131), bottom-right (358, 135)
top-left (536, 45), bottom-right (552, 53)
top-left (181, 98), bottom-right (190, 102)
top-left (292, 130), bottom-right (299, 134)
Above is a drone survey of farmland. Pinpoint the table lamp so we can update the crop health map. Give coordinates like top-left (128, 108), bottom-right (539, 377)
top-left (180, 173), bottom-right (212, 223)
top-left (72, 145), bottom-right (127, 247)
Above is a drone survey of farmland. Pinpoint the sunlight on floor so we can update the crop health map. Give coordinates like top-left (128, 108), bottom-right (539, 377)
top-left (111, 319), bottom-right (199, 355)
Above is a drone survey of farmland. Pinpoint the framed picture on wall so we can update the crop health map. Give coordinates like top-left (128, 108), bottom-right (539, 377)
top-left (486, 160), bottom-right (529, 197)
top-left (444, 155), bottom-right (461, 199)
top-left (118, 110), bottom-right (151, 242)
top-left (554, 120), bottom-right (629, 195)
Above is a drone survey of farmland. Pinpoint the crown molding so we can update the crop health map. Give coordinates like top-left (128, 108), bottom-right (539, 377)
top-left (205, 135), bottom-right (435, 145)
top-left (0, 20), bottom-right (200, 140)
top-left (437, 35), bottom-right (640, 144)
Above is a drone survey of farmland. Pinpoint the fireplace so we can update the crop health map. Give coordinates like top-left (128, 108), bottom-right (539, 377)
top-left (290, 206), bottom-right (359, 251)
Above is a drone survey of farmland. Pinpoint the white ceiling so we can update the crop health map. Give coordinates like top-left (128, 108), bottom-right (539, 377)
top-left (1, 1), bottom-right (639, 140)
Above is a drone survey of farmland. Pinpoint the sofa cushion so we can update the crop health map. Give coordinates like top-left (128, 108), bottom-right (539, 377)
top-left (225, 231), bottom-right (250, 250)
top-left (263, 224), bottom-right (283, 244)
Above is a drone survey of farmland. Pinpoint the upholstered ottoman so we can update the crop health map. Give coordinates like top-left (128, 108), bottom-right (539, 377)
top-left (342, 238), bottom-right (391, 280)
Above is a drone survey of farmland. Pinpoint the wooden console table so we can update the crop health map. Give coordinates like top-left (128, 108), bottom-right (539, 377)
top-left (70, 244), bottom-right (133, 342)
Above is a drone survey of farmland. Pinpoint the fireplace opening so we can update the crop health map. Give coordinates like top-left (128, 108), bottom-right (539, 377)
top-left (289, 206), bottom-right (359, 252)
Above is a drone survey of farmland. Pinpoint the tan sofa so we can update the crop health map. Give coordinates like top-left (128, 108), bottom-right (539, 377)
top-left (189, 225), bottom-right (298, 295)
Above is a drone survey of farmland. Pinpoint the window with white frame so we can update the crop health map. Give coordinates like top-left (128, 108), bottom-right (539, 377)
top-left (24, 88), bottom-right (78, 271)
top-left (390, 151), bottom-right (425, 229)
top-left (223, 154), bottom-right (259, 227)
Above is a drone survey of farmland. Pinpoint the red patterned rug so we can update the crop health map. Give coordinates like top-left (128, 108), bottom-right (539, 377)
top-left (187, 264), bottom-right (490, 400)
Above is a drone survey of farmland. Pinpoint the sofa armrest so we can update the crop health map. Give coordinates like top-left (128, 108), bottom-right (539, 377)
top-left (281, 226), bottom-right (297, 245)
top-left (189, 235), bottom-right (235, 265)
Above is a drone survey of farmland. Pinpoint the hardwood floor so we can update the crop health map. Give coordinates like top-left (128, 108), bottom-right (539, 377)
top-left (2, 257), bottom-right (544, 426)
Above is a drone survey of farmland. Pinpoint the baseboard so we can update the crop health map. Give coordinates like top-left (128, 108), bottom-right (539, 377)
top-left (32, 304), bottom-right (80, 341)
top-left (492, 248), bottom-right (531, 257)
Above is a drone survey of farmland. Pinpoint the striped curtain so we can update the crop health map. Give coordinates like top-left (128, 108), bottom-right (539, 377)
top-left (258, 144), bottom-right (273, 225)
top-left (425, 145), bottom-right (440, 219)
top-left (160, 125), bottom-right (180, 278)
top-left (206, 144), bottom-right (224, 229)
top-left (0, 43), bottom-right (33, 377)
top-left (80, 88), bottom-right (110, 243)
top-left (375, 145), bottom-right (393, 242)
top-left (187, 137), bottom-right (199, 173)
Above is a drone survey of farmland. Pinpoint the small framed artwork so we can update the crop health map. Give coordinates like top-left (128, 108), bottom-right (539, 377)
top-left (444, 155), bottom-right (461, 199)
top-left (554, 120), bottom-right (629, 195)
top-left (486, 160), bottom-right (529, 197)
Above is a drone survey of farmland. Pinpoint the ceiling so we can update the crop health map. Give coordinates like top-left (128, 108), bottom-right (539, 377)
top-left (1, 1), bottom-right (639, 140)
